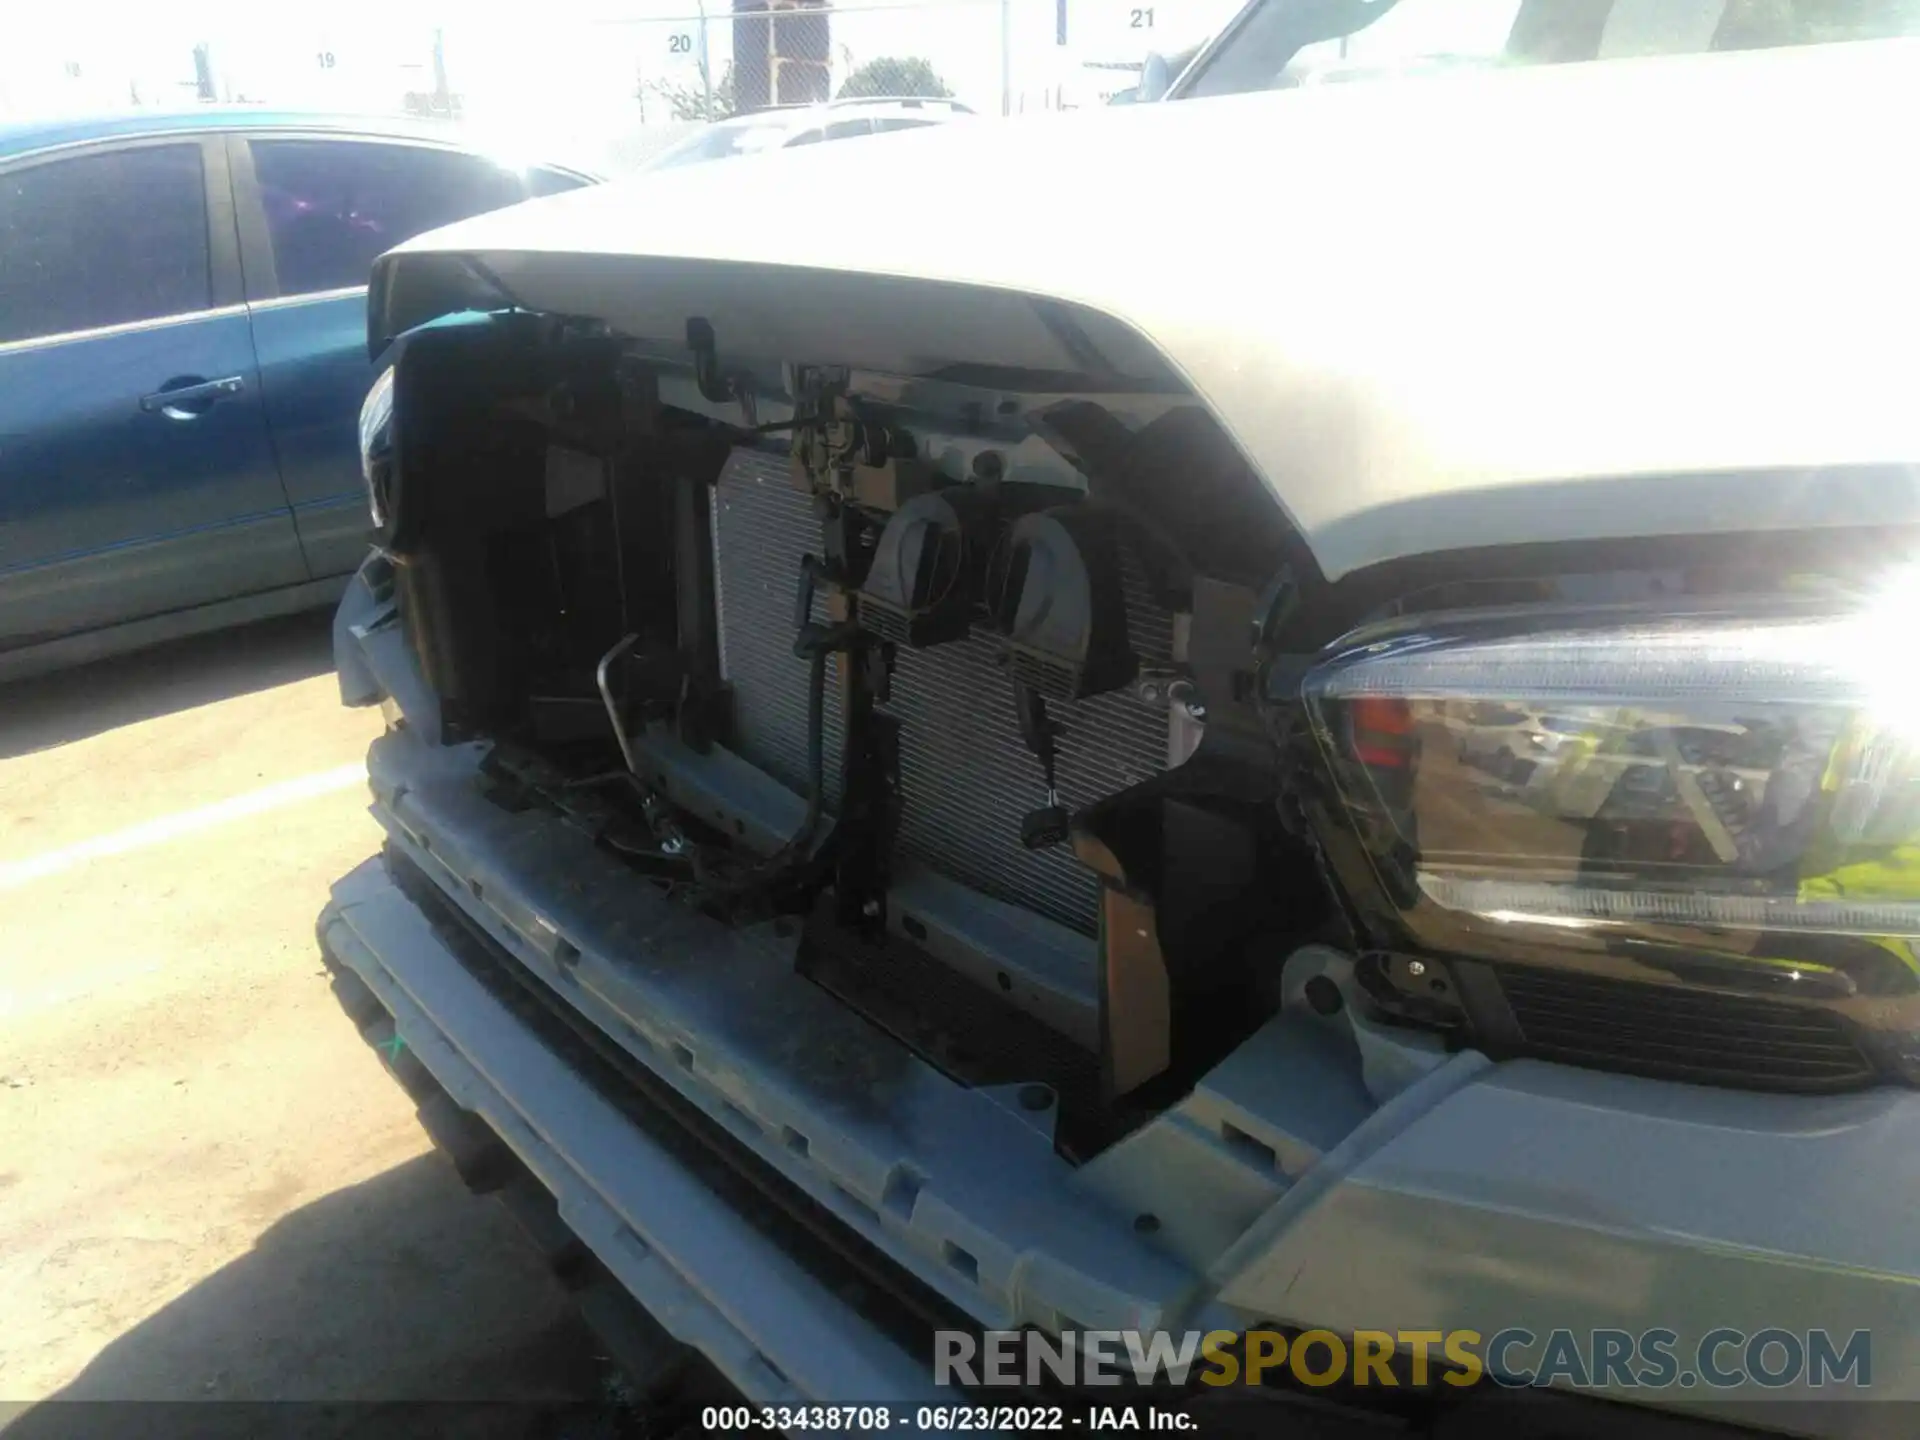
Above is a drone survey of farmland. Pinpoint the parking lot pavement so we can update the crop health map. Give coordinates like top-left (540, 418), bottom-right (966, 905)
top-left (0, 613), bottom-right (606, 1422)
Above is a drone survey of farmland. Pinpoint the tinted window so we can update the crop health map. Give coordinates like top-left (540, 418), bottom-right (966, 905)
top-left (872, 117), bottom-right (939, 132)
top-left (825, 118), bottom-right (876, 140)
top-left (250, 140), bottom-right (525, 296)
top-left (0, 144), bottom-right (210, 345)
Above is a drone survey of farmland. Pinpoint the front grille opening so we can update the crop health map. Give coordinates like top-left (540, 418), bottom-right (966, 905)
top-left (1495, 966), bottom-right (1874, 1092)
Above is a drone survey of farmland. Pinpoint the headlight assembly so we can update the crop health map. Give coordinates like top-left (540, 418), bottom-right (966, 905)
top-left (1294, 577), bottom-right (1920, 1089)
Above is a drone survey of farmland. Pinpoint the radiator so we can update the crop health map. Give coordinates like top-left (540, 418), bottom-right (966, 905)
top-left (712, 449), bottom-right (1174, 935)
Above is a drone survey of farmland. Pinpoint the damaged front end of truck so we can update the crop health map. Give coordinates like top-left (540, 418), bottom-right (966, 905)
top-left (319, 53), bottom-right (1920, 1438)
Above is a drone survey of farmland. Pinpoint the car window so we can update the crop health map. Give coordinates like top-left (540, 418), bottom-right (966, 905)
top-left (785, 128), bottom-right (827, 147)
top-left (872, 117), bottom-right (938, 132)
top-left (528, 167), bottom-right (592, 197)
top-left (643, 120), bottom-right (794, 170)
top-left (0, 144), bottom-right (210, 346)
top-left (1181, 0), bottom-right (1920, 97)
top-left (825, 118), bottom-right (876, 140)
top-left (250, 139), bottom-right (526, 297)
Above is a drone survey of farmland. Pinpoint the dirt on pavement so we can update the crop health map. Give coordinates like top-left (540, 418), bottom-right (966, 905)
top-left (0, 613), bottom-right (608, 1431)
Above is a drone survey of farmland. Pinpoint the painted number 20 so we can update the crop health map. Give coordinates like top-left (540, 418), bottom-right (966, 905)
top-left (669, 33), bottom-right (693, 53)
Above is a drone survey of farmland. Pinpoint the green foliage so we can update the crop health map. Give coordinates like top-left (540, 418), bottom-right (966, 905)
top-left (649, 61), bottom-right (738, 122)
top-left (835, 56), bottom-right (952, 100)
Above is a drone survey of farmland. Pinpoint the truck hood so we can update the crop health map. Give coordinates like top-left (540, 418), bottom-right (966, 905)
top-left (373, 40), bottom-right (1920, 582)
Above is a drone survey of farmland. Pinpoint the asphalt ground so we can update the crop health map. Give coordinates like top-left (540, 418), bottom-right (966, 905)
top-left (0, 612), bottom-right (615, 1436)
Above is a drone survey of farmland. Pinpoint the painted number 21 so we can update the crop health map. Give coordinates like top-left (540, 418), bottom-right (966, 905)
top-left (1130, 7), bottom-right (1155, 26)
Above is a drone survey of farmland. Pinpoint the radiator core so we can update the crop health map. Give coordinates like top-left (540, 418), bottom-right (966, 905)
top-left (711, 449), bottom-right (1174, 935)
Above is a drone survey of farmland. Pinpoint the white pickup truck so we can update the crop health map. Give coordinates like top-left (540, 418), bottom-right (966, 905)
top-left (320, 4), bottom-right (1920, 1434)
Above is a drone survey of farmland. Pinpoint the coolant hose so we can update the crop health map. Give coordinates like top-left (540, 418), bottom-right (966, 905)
top-left (595, 632), bottom-right (643, 776)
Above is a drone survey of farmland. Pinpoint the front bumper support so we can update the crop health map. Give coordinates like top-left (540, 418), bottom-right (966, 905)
top-left (321, 857), bottom-right (948, 1410)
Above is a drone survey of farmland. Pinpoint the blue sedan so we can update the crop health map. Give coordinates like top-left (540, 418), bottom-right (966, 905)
top-left (0, 109), bottom-right (596, 681)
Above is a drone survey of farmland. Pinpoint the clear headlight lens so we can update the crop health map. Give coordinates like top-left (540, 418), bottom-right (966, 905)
top-left (358, 366), bottom-right (396, 530)
top-left (1303, 576), bottom-right (1920, 952)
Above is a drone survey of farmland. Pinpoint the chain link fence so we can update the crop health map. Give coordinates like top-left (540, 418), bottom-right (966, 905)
top-left (1, 2), bottom-right (1245, 170)
top-left (623, 1), bottom-right (1010, 124)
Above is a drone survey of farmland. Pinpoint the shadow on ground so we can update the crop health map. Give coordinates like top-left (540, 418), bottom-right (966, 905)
top-left (0, 1155), bottom-right (625, 1440)
top-left (0, 610), bottom-right (338, 762)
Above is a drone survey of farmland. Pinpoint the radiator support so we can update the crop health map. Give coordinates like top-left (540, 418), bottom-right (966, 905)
top-left (710, 449), bottom-right (1177, 937)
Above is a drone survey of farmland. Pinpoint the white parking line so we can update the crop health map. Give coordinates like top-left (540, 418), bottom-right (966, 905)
top-left (0, 956), bottom-right (164, 1023)
top-left (0, 764), bottom-right (368, 891)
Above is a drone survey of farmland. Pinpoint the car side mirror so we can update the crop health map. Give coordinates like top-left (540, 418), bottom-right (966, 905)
top-left (1138, 51), bottom-right (1173, 102)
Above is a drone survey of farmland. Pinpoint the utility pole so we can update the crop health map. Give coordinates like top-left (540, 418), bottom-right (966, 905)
top-left (431, 27), bottom-right (450, 115)
top-left (192, 42), bottom-right (216, 102)
top-left (698, 0), bottom-right (714, 116)
top-left (1000, 0), bottom-right (1012, 115)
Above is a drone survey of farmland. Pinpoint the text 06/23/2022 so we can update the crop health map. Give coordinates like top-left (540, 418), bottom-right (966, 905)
top-left (699, 1405), bottom-right (1194, 1431)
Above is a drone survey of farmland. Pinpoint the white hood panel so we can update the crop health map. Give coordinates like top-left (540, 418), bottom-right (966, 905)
top-left (377, 41), bottom-right (1920, 580)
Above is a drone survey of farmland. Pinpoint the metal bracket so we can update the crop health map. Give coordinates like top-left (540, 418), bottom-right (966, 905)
top-left (1250, 564), bottom-right (1303, 661)
top-left (790, 554), bottom-right (879, 660)
top-left (686, 317), bottom-right (757, 428)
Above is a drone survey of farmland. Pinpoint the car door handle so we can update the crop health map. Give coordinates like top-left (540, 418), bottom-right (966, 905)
top-left (140, 375), bottom-right (246, 418)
